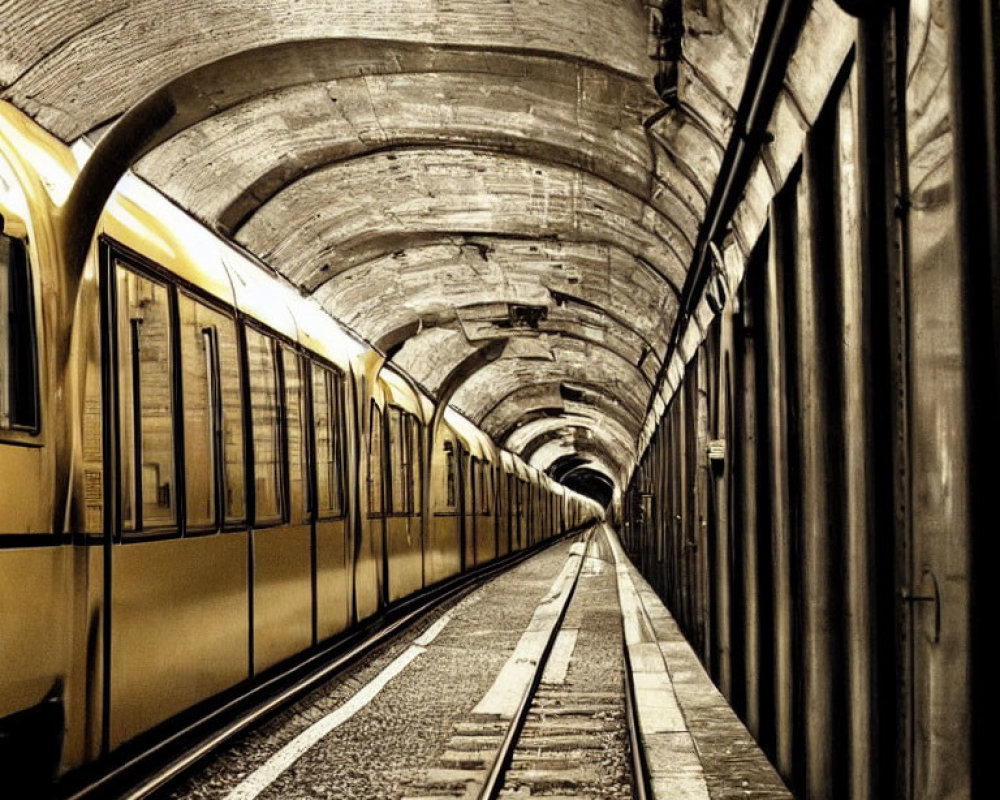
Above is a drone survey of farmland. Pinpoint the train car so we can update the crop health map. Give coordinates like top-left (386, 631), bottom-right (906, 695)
top-left (0, 100), bottom-right (602, 789)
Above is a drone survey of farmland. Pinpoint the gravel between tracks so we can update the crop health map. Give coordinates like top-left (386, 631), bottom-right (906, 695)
top-left (167, 537), bottom-right (579, 800)
top-left (500, 530), bottom-right (631, 799)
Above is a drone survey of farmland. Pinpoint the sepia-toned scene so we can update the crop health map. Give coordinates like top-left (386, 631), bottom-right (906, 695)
top-left (0, 2), bottom-right (991, 798)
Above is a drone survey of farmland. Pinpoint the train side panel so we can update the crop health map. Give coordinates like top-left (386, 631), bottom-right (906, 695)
top-left (109, 534), bottom-right (249, 748)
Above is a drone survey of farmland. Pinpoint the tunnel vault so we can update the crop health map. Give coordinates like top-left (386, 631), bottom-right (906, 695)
top-left (1, 0), bottom-right (772, 499)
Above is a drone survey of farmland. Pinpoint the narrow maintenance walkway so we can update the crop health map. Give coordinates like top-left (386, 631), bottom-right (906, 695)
top-left (166, 527), bottom-right (788, 800)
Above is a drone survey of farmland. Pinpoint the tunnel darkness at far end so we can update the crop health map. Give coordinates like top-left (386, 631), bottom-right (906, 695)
top-left (557, 466), bottom-right (615, 508)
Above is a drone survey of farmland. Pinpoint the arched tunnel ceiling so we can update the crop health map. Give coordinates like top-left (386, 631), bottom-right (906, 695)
top-left (132, 64), bottom-right (702, 236)
top-left (449, 341), bottom-right (649, 472)
top-left (316, 239), bottom-right (678, 361)
top-left (1, 0), bottom-right (768, 494)
top-left (515, 420), bottom-right (634, 489)
top-left (505, 415), bottom-right (634, 461)
top-left (536, 441), bottom-right (620, 489)
top-left (532, 438), bottom-right (614, 475)
top-left (488, 384), bottom-right (643, 447)
top-left (234, 148), bottom-right (692, 290)
top-left (0, 3), bottom-right (652, 137)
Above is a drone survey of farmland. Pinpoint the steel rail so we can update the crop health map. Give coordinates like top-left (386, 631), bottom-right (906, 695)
top-left (477, 525), bottom-right (596, 800)
top-left (56, 524), bottom-right (592, 800)
top-left (622, 641), bottom-right (653, 800)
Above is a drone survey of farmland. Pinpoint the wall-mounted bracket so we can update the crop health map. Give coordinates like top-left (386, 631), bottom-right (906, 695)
top-left (900, 567), bottom-right (941, 644)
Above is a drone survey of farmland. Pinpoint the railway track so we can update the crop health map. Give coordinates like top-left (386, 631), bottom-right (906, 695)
top-left (404, 525), bottom-right (650, 800)
top-left (54, 529), bottom-right (589, 800)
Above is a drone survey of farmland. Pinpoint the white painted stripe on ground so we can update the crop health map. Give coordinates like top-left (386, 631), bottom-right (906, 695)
top-left (581, 536), bottom-right (606, 576)
top-left (414, 613), bottom-right (452, 647)
top-left (541, 628), bottom-right (579, 684)
top-left (224, 611), bottom-right (455, 800)
top-left (473, 543), bottom-right (584, 717)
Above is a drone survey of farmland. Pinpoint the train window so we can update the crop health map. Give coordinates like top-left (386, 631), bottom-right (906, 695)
top-left (116, 264), bottom-right (175, 531)
top-left (386, 408), bottom-right (421, 515)
top-left (507, 473), bottom-right (516, 533)
top-left (410, 416), bottom-right (422, 515)
top-left (368, 403), bottom-right (384, 516)
top-left (246, 328), bottom-right (285, 525)
top-left (459, 450), bottom-right (469, 512)
top-left (479, 461), bottom-right (491, 515)
top-left (177, 293), bottom-right (246, 529)
top-left (470, 456), bottom-right (479, 514)
top-left (312, 364), bottom-right (344, 518)
top-left (217, 313), bottom-right (245, 524)
top-left (388, 406), bottom-right (409, 514)
top-left (444, 440), bottom-right (456, 508)
top-left (282, 348), bottom-right (308, 525)
top-left (179, 294), bottom-right (220, 528)
top-left (0, 233), bottom-right (39, 434)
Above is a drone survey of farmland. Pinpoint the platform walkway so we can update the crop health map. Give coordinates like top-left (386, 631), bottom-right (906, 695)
top-left (607, 526), bottom-right (791, 799)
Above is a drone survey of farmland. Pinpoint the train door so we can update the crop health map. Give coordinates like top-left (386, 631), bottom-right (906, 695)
top-left (517, 478), bottom-right (531, 547)
top-left (506, 472), bottom-right (516, 551)
top-left (248, 334), bottom-right (312, 675)
top-left (474, 458), bottom-right (495, 564)
top-left (535, 485), bottom-right (542, 542)
top-left (459, 448), bottom-right (473, 570)
top-left (540, 487), bottom-right (546, 540)
top-left (411, 416), bottom-right (425, 588)
top-left (385, 407), bottom-right (423, 602)
top-left (427, 436), bottom-right (461, 583)
top-left (361, 400), bottom-right (386, 616)
top-left (512, 478), bottom-right (521, 548)
top-left (494, 464), bottom-right (507, 557)
top-left (0, 192), bottom-right (71, 778)
top-left (526, 483), bottom-right (535, 546)
top-left (310, 363), bottom-right (350, 640)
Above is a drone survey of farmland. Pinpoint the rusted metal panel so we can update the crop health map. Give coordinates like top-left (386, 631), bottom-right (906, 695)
top-left (792, 135), bottom-right (840, 800)
top-left (712, 308), bottom-right (735, 703)
top-left (735, 261), bottom-right (763, 741)
top-left (763, 192), bottom-right (794, 783)
top-left (903, 4), bottom-right (972, 798)
top-left (833, 60), bottom-right (877, 800)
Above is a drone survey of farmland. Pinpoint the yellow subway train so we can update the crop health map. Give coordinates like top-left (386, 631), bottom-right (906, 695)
top-left (0, 102), bottom-right (602, 788)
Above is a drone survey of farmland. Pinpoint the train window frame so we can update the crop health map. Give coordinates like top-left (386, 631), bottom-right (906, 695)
top-left (443, 440), bottom-right (456, 510)
top-left (410, 415), bottom-right (423, 516)
top-left (0, 230), bottom-right (40, 439)
top-left (387, 405), bottom-right (410, 516)
top-left (311, 360), bottom-right (346, 520)
top-left (243, 322), bottom-right (288, 528)
top-left (177, 290), bottom-right (219, 532)
top-left (109, 251), bottom-right (179, 538)
top-left (175, 287), bottom-right (248, 534)
top-left (367, 400), bottom-right (386, 518)
top-left (281, 346), bottom-right (309, 527)
top-left (479, 459), bottom-right (491, 516)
